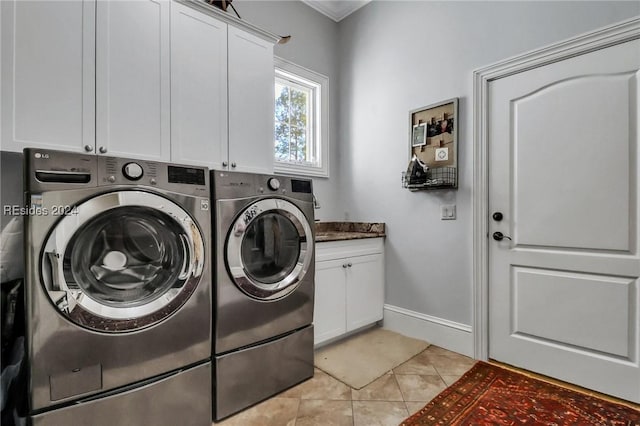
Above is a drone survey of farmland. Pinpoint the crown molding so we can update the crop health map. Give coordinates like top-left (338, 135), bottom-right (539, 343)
top-left (300, 0), bottom-right (370, 22)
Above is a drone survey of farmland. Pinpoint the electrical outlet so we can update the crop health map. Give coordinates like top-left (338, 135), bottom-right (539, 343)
top-left (441, 204), bottom-right (456, 220)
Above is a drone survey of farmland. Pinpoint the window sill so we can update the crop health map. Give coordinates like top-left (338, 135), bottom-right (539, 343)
top-left (274, 163), bottom-right (329, 178)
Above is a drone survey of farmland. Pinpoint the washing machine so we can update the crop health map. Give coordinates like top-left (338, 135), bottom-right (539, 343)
top-left (211, 171), bottom-right (315, 420)
top-left (24, 149), bottom-right (211, 425)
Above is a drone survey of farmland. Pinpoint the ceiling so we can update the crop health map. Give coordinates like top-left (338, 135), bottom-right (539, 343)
top-left (300, 0), bottom-right (371, 22)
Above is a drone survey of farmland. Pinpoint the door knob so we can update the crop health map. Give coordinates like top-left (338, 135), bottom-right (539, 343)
top-left (222, 161), bottom-right (228, 167)
top-left (492, 231), bottom-right (512, 241)
top-left (492, 212), bottom-right (503, 221)
top-left (231, 162), bottom-right (237, 168)
top-left (84, 145), bottom-right (94, 152)
top-left (347, 263), bottom-right (352, 267)
top-left (99, 146), bottom-right (107, 154)
top-left (342, 264), bottom-right (348, 268)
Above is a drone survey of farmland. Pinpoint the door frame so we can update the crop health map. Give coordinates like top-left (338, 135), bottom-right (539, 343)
top-left (472, 17), bottom-right (640, 360)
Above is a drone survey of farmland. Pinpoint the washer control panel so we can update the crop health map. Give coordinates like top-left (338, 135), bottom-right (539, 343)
top-left (122, 162), bottom-right (144, 180)
top-left (267, 177), bottom-right (280, 191)
top-left (98, 157), bottom-right (208, 195)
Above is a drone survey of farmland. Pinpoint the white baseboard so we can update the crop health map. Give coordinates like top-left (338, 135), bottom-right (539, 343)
top-left (383, 304), bottom-right (474, 357)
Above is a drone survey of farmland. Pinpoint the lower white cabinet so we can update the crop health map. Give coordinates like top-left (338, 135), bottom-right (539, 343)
top-left (315, 258), bottom-right (348, 344)
top-left (314, 238), bottom-right (385, 346)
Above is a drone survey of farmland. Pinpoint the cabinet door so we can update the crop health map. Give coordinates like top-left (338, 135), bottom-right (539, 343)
top-left (170, 2), bottom-right (228, 168)
top-left (96, 0), bottom-right (170, 161)
top-left (346, 254), bottom-right (384, 332)
top-left (227, 26), bottom-right (274, 174)
top-left (1, 0), bottom-right (95, 153)
top-left (314, 259), bottom-right (347, 346)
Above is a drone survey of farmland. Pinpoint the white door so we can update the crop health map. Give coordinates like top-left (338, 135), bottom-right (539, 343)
top-left (1, 0), bottom-right (95, 153)
top-left (170, 2), bottom-right (228, 168)
top-left (96, 0), bottom-right (170, 161)
top-left (488, 39), bottom-right (640, 402)
top-left (227, 26), bottom-right (274, 174)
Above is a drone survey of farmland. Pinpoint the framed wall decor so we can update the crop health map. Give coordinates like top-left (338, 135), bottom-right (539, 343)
top-left (405, 98), bottom-right (458, 190)
top-left (412, 123), bottom-right (427, 147)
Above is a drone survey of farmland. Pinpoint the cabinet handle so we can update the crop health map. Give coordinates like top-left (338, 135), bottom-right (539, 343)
top-left (342, 264), bottom-right (347, 268)
top-left (99, 146), bottom-right (107, 154)
top-left (347, 263), bottom-right (353, 267)
top-left (222, 161), bottom-right (228, 167)
top-left (84, 145), bottom-right (94, 153)
top-left (231, 162), bottom-right (237, 168)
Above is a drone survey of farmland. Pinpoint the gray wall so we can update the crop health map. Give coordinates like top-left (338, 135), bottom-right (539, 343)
top-left (237, 1), bottom-right (639, 326)
top-left (238, 1), bottom-right (342, 221)
top-left (1, 151), bottom-right (24, 229)
top-left (336, 1), bottom-right (639, 325)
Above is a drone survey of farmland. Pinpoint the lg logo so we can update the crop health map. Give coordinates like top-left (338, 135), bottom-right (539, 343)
top-left (34, 153), bottom-right (50, 159)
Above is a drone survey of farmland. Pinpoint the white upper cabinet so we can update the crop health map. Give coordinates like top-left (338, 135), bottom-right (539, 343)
top-left (171, 1), bottom-right (277, 172)
top-left (96, 0), bottom-right (171, 161)
top-left (1, 0), bottom-right (95, 153)
top-left (227, 26), bottom-right (275, 174)
top-left (170, 2), bottom-right (228, 168)
top-left (1, 0), bottom-right (277, 168)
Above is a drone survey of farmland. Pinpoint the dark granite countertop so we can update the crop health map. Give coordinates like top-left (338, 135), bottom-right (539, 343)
top-left (315, 222), bottom-right (385, 242)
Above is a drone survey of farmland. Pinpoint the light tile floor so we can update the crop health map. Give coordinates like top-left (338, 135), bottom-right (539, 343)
top-left (214, 345), bottom-right (475, 426)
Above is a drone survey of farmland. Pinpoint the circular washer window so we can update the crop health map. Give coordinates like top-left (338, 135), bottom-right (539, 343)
top-left (226, 198), bottom-right (313, 300)
top-left (41, 191), bottom-right (205, 332)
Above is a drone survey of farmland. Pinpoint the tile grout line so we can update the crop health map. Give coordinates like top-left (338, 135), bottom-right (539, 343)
top-left (393, 371), bottom-right (416, 416)
top-left (350, 391), bottom-right (355, 426)
top-left (433, 364), bottom-right (447, 388)
top-left (392, 370), bottom-right (408, 404)
top-left (392, 370), bottom-right (411, 417)
top-left (292, 395), bottom-right (301, 426)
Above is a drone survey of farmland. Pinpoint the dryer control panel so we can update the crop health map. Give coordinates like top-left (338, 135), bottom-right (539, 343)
top-left (267, 178), bottom-right (280, 191)
top-left (291, 179), bottom-right (312, 194)
top-left (212, 171), bottom-right (313, 203)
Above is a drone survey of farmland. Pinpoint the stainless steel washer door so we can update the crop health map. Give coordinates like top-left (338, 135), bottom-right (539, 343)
top-left (40, 190), bottom-right (205, 332)
top-left (226, 198), bottom-right (313, 300)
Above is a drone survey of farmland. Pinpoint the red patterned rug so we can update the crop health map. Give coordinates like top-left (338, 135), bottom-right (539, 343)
top-left (400, 361), bottom-right (639, 425)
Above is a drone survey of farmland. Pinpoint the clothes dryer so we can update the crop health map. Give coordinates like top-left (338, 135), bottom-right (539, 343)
top-left (24, 149), bottom-right (211, 425)
top-left (211, 171), bottom-right (315, 420)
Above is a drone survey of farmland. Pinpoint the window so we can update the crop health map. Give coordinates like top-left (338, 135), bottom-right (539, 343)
top-left (274, 57), bottom-right (329, 177)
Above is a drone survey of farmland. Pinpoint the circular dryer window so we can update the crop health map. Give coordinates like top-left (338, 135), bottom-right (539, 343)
top-left (241, 212), bottom-right (301, 284)
top-left (41, 191), bottom-right (205, 333)
top-left (227, 198), bottom-right (313, 300)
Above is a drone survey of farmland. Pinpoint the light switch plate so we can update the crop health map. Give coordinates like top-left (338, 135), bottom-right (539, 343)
top-left (441, 204), bottom-right (456, 220)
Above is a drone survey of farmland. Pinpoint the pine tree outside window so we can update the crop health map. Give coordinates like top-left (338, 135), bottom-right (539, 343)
top-left (274, 58), bottom-right (329, 177)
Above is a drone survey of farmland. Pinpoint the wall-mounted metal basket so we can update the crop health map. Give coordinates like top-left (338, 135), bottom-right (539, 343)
top-left (402, 167), bottom-right (457, 191)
